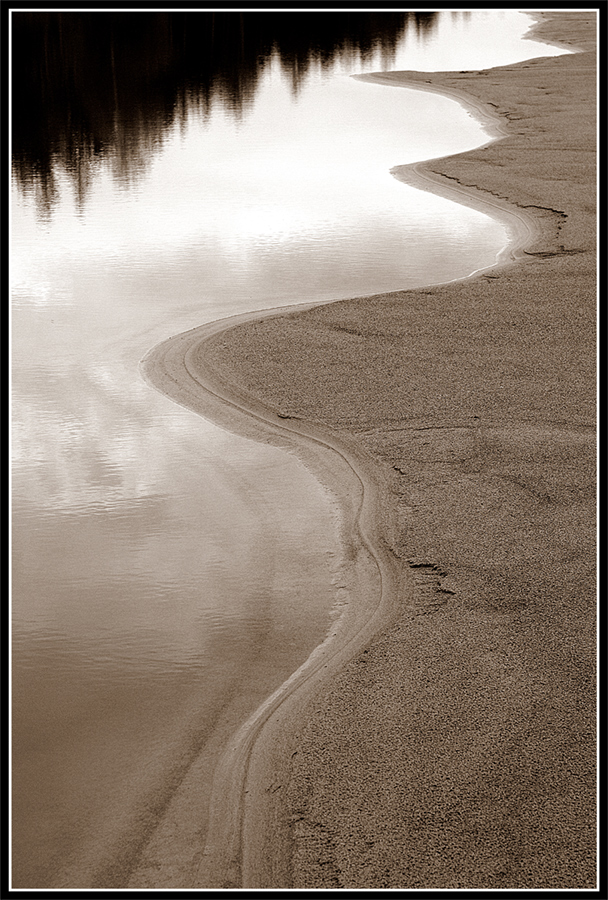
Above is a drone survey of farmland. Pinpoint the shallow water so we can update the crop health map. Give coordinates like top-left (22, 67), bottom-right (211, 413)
top-left (10, 10), bottom-right (568, 888)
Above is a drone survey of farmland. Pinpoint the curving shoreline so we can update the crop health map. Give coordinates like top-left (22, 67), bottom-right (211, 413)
top-left (141, 305), bottom-right (408, 886)
top-left (141, 10), bottom-right (596, 890)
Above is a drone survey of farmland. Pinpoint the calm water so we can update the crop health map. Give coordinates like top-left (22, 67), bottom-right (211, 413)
top-left (11, 11), bottom-right (569, 888)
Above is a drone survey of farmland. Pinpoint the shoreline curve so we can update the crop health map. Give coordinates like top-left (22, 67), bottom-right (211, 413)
top-left (137, 90), bottom-right (548, 881)
top-left (140, 308), bottom-right (406, 886)
top-left (139, 9), bottom-right (596, 889)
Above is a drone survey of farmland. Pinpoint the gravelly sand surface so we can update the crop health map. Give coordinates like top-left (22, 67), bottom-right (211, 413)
top-left (190, 11), bottom-right (597, 890)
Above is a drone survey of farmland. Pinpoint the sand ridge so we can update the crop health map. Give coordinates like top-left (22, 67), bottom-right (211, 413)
top-left (140, 308), bottom-right (409, 886)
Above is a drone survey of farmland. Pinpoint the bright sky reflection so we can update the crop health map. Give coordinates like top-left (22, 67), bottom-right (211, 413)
top-left (11, 5), bottom-right (570, 684)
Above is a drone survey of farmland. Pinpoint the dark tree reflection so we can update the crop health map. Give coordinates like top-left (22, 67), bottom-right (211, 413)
top-left (11, 11), bottom-right (438, 214)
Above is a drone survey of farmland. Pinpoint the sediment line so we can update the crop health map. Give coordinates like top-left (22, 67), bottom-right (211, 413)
top-left (140, 311), bottom-right (405, 886)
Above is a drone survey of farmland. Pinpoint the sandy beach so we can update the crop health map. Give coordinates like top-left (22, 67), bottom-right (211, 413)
top-left (143, 10), bottom-right (597, 890)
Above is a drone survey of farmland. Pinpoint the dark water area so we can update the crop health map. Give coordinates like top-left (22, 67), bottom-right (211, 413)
top-left (12, 11), bottom-right (438, 213)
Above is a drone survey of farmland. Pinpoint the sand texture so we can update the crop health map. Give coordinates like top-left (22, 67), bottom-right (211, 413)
top-left (145, 10), bottom-right (597, 891)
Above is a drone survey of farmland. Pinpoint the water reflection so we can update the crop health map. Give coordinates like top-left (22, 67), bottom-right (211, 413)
top-left (11, 9), bottom-right (571, 888)
top-left (12, 11), bottom-right (439, 214)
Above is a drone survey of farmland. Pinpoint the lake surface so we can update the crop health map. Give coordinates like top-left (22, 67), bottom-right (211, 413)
top-left (10, 10), bottom-right (569, 888)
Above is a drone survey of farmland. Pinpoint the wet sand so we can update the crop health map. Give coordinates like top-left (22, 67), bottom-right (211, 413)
top-left (145, 10), bottom-right (596, 890)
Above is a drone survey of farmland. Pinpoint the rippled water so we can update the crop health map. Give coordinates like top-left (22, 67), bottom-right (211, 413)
top-left (10, 10), bottom-right (568, 888)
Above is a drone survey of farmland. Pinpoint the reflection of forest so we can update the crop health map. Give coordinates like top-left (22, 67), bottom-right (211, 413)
top-left (11, 11), bottom-right (438, 213)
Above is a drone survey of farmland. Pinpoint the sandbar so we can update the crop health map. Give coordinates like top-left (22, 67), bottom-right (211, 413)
top-left (143, 10), bottom-right (597, 890)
